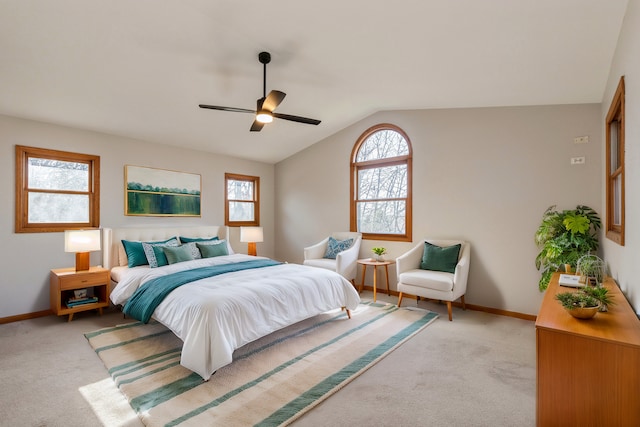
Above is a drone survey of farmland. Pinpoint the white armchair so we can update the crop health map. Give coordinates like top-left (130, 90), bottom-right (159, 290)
top-left (396, 239), bottom-right (470, 321)
top-left (303, 232), bottom-right (362, 284)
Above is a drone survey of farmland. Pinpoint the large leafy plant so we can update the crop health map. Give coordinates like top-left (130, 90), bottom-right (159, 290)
top-left (534, 205), bottom-right (601, 291)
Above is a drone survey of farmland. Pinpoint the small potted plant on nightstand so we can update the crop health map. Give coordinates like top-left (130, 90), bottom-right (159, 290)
top-left (371, 247), bottom-right (387, 262)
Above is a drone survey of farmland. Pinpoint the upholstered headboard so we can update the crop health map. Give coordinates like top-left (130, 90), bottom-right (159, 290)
top-left (102, 226), bottom-right (229, 270)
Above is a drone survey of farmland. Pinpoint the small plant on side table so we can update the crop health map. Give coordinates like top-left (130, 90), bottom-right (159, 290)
top-left (371, 247), bottom-right (387, 261)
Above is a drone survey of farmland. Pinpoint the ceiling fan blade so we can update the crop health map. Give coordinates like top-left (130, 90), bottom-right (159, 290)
top-left (199, 104), bottom-right (255, 114)
top-left (272, 112), bottom-right (321, 126)
top-left (250, 120), bottom-right (265, 132)
top-left (262, 90), bottom-right (286, 112)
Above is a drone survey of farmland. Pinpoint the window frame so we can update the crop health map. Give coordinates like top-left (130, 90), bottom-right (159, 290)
top-left (605, 76), bottom-right (625, 246)
top-left (15, 145), bottom-right (100, 233)
top-left (350, 123), bottom-right (413, 242)
top-left (224, 172), bottom-right (260, 227)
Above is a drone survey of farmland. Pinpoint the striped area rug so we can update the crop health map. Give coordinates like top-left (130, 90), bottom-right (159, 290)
top-left (85, 301), bottom-right (438, 426)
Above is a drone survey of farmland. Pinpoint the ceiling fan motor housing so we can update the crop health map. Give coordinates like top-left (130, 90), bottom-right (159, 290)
top-left (258, 51), bottom-right (271, 64)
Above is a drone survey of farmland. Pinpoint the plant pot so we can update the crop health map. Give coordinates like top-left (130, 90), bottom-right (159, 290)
top-left (565, 305), bottom-right (599, 319)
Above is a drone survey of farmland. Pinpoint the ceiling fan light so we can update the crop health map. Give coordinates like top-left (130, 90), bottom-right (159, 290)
top-left (256, 111), bottom-right (273, 124)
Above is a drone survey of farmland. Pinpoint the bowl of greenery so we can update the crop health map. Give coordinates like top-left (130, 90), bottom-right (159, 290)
top-left (555, 286), bottom-right (614, 319)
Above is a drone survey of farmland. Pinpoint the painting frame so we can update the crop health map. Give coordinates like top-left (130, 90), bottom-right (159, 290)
top-left (124, 165), bottom-right (201, 217)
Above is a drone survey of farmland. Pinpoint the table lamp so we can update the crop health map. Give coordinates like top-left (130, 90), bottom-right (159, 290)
top-left (64, 229), bottom-right (101, 271)
top-left (240, 226), bottom-right (263, 256)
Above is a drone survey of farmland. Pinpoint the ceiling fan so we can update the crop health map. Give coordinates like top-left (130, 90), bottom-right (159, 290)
top-left (199, 51), bottom-right (321, 132)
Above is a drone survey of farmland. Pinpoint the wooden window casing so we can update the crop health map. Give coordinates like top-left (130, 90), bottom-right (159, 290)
top-left (605, 76), bottom-right (625, 246)
top-left (15, 145), bottom-right (100, 233)
top-left (225, 173), bottom-right (260, 227)
top-left (350, 124), bottom-right (413, 242)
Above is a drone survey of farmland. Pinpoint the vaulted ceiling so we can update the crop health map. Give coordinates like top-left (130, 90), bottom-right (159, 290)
top-left (0, 0), bottom-right (629, 163)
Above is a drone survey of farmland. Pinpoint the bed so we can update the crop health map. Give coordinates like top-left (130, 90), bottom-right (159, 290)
top-left (102, 226), bottom-right (361, 381)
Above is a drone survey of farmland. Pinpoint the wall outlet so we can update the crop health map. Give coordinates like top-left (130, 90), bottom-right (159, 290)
top-left (574, 136), bottom-right (589, 144)
top-left (571, 156), bottom-right (585, 165)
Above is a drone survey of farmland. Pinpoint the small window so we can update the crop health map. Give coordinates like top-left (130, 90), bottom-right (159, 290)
top-left (225, 173), bottom-right (260, 226)
top-left (15, 145), bottom-right (100, 233)
top-left (350, 124), bottom-right (412, 241)
top-left (605, 76), bottom-right (625, 246)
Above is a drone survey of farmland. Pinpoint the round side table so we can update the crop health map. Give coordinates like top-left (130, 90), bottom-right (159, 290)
top-left (356, 259), bottom-right (394, 302)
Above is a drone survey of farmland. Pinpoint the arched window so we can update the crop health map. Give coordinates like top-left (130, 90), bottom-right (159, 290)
top-left (350, 124), bottom-right (412, 241)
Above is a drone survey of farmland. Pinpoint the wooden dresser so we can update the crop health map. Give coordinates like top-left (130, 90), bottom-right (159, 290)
top-left (536, 272), bottom-right (640, 426)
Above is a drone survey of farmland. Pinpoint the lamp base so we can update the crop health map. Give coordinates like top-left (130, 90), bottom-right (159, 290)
top-left (247, 242), bottom-right (257, 257)
top-left (76, 252), bottom-right (90, 271)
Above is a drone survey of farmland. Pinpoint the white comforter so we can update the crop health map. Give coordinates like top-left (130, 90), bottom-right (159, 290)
top-left (110, 254), bottom-right (361, 380)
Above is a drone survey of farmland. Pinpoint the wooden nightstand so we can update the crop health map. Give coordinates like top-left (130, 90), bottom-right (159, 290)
top-left (50, 266), bottom-right (110, 321)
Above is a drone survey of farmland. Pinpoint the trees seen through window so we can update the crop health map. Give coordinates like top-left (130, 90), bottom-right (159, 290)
top-left (350, 124), bottom-right (412, 241)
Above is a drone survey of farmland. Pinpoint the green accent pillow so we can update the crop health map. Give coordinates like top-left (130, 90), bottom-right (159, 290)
top-left (181, 242), bottom-right (203, 259)
top-left (420, 242), bottom-right (461, 274)
top-left (163, 245), bottom-right (195, 265)
top-left (180, 236), bottom-right (219, 243)
top-left (197, 241), bottom-right (229, 258)
top-left (122, 237), bottom-right (177, 268)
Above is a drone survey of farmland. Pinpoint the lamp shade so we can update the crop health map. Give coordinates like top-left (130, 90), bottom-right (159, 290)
top-left (240, 226), bottom-right (264, 243)
top-left (64, 229), bottom-right (101, 253)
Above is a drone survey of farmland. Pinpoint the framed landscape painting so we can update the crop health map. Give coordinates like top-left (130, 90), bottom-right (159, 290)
top-left (125, 165), bottom-right (201, 216)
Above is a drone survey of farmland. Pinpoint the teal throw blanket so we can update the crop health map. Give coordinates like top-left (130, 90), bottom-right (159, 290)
top-left (123, 259), bottom-right (281, 323)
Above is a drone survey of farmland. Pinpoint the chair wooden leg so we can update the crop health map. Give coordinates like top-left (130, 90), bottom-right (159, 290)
top-left (397, 292), bottom-right (404, 307)
top-left (461, 295), bottom-right (466, 311)
top-left (447, 301), bottom-right (453, 321)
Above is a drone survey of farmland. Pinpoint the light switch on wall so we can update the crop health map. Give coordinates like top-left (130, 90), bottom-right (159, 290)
top-left (573, 136), bottom-right (589, 144)
top-left (570, 156), bottom-right (585, 165)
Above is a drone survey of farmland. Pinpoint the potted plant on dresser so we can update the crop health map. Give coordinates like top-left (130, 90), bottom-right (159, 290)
top-left (555, 286), bottom-right (614, 319)
top-left (534, 205), bottom-right (601, 291)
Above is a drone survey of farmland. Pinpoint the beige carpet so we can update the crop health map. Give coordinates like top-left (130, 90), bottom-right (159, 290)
top-left (84, 301), bottom-right (438, 426)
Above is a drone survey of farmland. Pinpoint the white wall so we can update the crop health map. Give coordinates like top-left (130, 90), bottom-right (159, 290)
top-left (275, 104), bottom-right (602, 316)
top-left (601, 0), bottom-right (640, 314)
top-left (0, 115), bottom-right (274, 319)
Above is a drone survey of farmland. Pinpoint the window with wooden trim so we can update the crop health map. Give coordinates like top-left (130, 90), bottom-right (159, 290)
top-left (350, 124), bottom-right (412, 242)
top-left (605, 76), bottom-right (625, 245)
top-left (225, 173), bottom-right (260, 226)
top-left (15, 145), bottom-right (100, 233)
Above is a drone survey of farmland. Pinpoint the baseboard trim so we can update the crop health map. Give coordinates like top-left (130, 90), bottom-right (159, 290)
top-left (464, 303), bottom-right (536, 322)
top-left (0, 309), bottom-right (52, 324)
top-left (360, 286), bottom-right (537, 322)
top-left (1, 292), bottom-right (537, 324)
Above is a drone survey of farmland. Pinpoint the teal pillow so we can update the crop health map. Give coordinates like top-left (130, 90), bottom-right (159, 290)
top-left (141, 238), bottom-right (179, 268)
top-left (180, 236), bottom-right (219, 243)
top-left (122, 237), bottom-right (177, 268)
top-left (420, 242), bottom-right (461, 274)
top-left (163, 245), bottom-right (195, 265)
top-left (197, 241), bottom-right (229, 258)
top-left (323, 237), bottom-right (354, 259)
